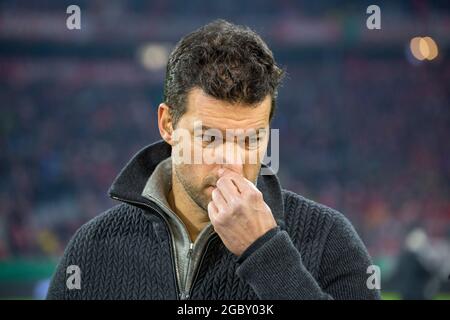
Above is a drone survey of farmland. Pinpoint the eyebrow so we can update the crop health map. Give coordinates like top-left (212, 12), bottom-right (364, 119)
top-left (195, 125), bottom-right (267, 134)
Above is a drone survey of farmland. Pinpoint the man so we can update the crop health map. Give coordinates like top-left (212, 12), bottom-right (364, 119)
top-left (47, 20), bottom-right (380, 300)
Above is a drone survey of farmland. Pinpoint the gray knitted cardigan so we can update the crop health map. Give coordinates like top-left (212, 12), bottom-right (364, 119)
top-left (47, 140), bottom-right (381, 300)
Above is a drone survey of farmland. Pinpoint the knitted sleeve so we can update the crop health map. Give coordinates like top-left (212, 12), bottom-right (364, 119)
top-left (235, 194), bottom-right (381, 300)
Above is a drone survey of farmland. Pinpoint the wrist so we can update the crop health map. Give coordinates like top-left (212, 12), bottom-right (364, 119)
top-left (237, 226), bottom-right (280, 264)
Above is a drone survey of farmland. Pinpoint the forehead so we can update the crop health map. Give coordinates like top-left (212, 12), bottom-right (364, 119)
top-left (181, 88), bottom-right (271, 130)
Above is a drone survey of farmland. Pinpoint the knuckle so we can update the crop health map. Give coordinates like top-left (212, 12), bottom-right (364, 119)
top-left (215, 214), bottom-right (227, 226)
top-left (246, 190), bottom-right (257, 201)
top-left (217, 207), bottom-right (227, 216)
top-left (229, 198), bottom-right (242, 211)
top-left (216, 178), bottom-right (225, 188)
top-left (253, 189), bottom-right (263, 200)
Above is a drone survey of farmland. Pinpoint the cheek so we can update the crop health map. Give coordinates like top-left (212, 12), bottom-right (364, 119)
top-left (243, 148), bottom-right (263, 166)
top-left (201, 147), bottom-right (216, 164)
top-left (186, 164), bottom-right (212, 185)
top-left (243, 164), bottom-right (260, 185)
top-left (176, 163), bottom-right (197, 181)
top-left (257, 137), bottom-right (270, 159)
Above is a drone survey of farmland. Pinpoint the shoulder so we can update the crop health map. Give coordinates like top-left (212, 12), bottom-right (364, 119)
top-left (281, 189), bottom-right (351, 232)
top-left (67, 202), bottom-right (152, 250)
top-left (280, 189), bottom-right (373, 280)
top-left (47, 202), bottom-right (155, 299)
top-left (58, 201), bottom-right (163, 272)
top-left (280, 189), bottom-right (363, 251)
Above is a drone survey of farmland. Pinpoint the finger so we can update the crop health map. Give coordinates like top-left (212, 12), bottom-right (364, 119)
top-left (207, 201), bottom-right (219, 223)
top-left (211, 187), bottom-right (228, 212)
top-left (216, 177), bottom-right (240, 203)
top-left (219, 168), bottom-right (252, 194)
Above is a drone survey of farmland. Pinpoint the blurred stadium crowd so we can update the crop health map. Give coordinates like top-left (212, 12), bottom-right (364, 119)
top-left (0, 1), bottom-right (449, 297)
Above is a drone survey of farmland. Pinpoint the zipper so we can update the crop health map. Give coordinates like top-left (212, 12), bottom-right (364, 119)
top-left (144, 193), bottom-right (215, 300)
top-left (187, 234), bottom-right (217, 298)
top-left (143, 195), bottom-right (194, 297)
top-left (180, 233), bottom-right (218, 300)
top-left (179, 242), bottom-right (194, 300)
top-left (112, 194), bottom-right (218, 301)
top-left (110, 195), bottom-right (181, 299)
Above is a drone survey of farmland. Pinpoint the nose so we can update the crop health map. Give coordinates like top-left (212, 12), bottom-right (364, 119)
top-left (214, 140), bottom-right (244, 175)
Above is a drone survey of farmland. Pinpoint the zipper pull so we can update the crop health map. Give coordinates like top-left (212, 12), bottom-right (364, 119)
top-left (180, 292), bottom-right (189, 300)
top-left (187, 243), bottom-right (194, 258)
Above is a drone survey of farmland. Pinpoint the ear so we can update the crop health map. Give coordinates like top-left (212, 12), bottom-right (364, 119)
top-left (157, 103), bottom-right (175, 146)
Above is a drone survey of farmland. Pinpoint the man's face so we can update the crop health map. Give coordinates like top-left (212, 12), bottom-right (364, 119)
top-left (171, 88), bottom-right (271, 212)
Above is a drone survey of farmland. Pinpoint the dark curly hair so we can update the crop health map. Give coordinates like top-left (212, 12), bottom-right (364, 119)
top-left (163, 19), bottom-right (284, 127)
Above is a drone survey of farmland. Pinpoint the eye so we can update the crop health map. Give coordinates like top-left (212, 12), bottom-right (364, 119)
top-left (203, 134), bottom-right (216, 143)
top-left (203, 135), bottom-right (216, 142)
top-left (201, 134), bottom-right (221, 148)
